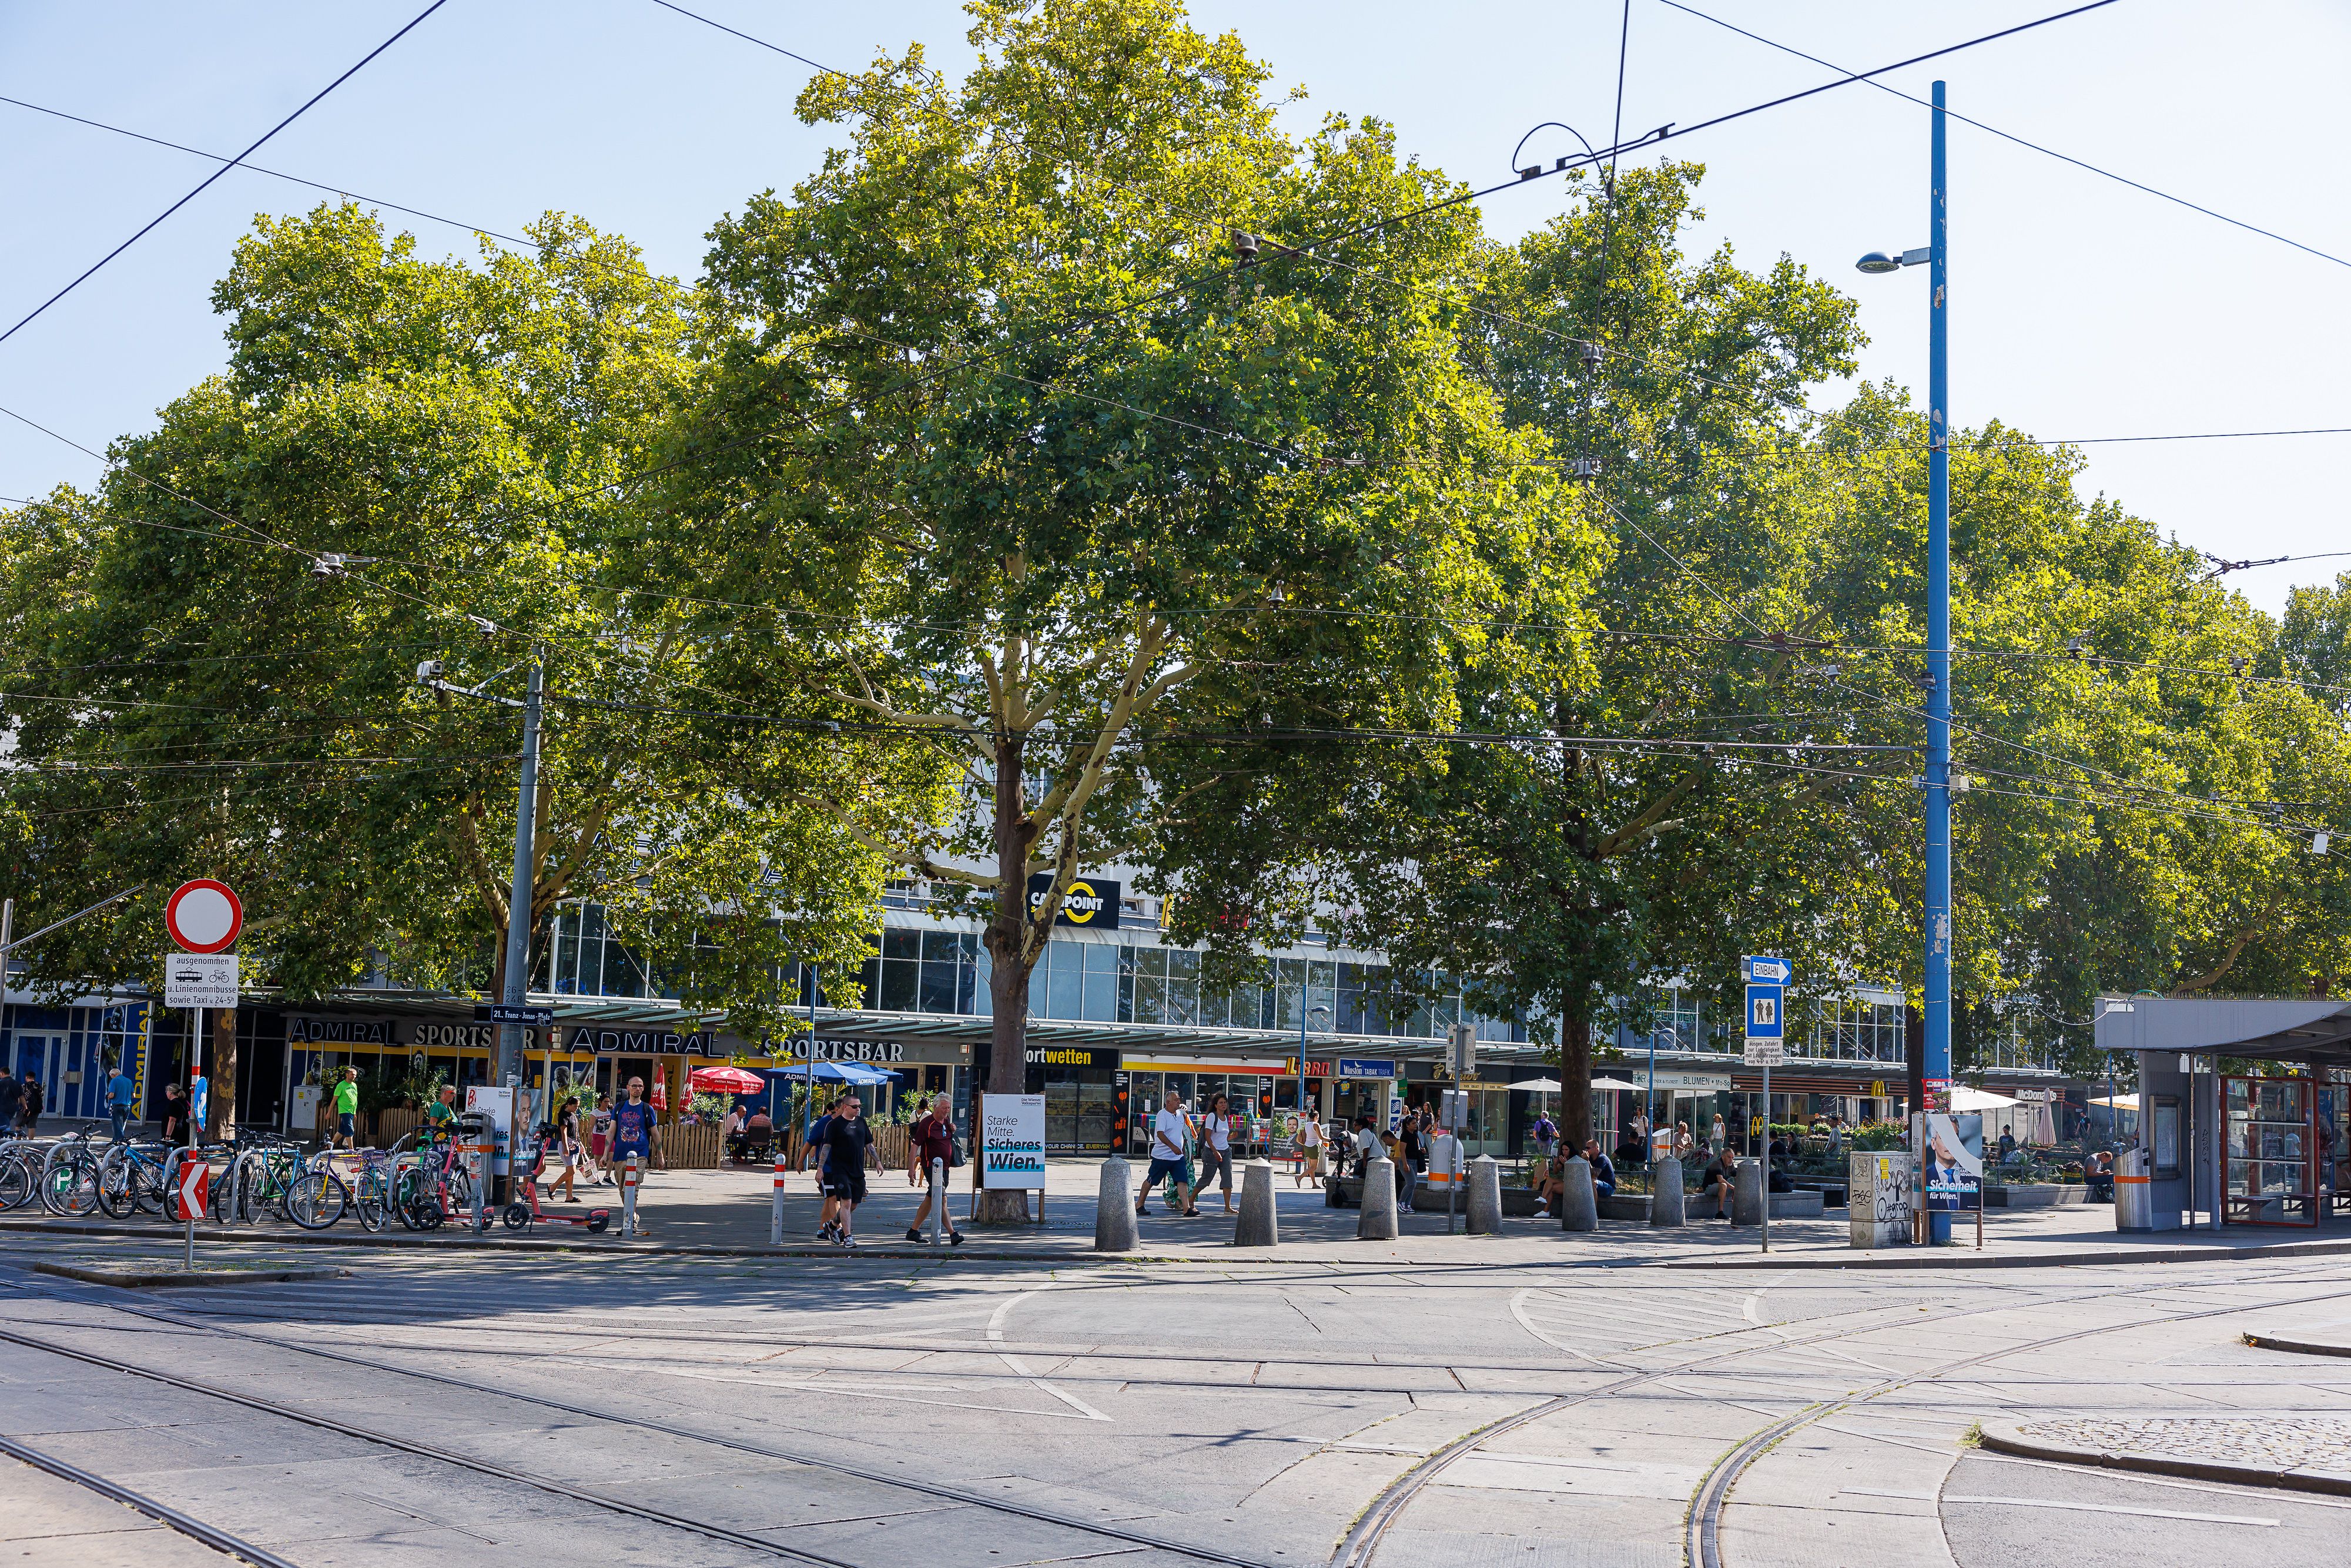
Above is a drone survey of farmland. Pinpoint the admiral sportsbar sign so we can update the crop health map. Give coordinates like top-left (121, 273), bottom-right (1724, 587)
top-left (564, 1027), bottom-right (717, 1056)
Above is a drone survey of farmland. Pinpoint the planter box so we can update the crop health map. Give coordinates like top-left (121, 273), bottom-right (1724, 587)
top-left (1983, 1183), bottom-right (2086, 1209)
top-left (1769, 1190), bottom-right (1825, 1219)
top-left (1598, 1194), bottom-right (1651, 1222)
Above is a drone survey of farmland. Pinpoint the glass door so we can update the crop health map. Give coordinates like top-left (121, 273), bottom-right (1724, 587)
top-left (2224, 1076), bottom-right (2317, 1227)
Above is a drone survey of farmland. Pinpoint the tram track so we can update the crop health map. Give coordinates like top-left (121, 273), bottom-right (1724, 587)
top-left (1326, 1264), bottom-right (2351, 1568)
top-left (0, 1426), bottom-right (303, 1568)
top-left (0, 1281), bottom-right (1285, 1568)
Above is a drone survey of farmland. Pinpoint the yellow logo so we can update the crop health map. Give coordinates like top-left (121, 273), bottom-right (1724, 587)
top-left (1061, 879), bottom-right (1103, 923)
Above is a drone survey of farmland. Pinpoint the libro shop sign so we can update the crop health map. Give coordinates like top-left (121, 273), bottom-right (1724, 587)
top-left (1027, 873), bottom-right (1121, 929)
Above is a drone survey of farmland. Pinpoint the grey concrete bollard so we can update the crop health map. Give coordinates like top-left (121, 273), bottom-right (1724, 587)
top-left (1465, 1155), bottom-right (1503, 1235)
top-left (1559, 1155), bottom-right (1598, 1232)
top-left (1732, 1158), bottom-right (1764, 1227)
top-left (1649, 1156), bottom-right (1686, 1226)
top-left (1234, 1160), bottom-right (1278, 1247)
top-left (1357, 1157), bottom-right (1400, 1240)
top-left (1095, 1157), bottom-right (1139, 1252)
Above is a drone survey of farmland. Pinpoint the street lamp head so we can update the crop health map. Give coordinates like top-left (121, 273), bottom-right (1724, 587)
top-left (414, 658), bottom-right (444, 685)
top-left (1855, 251), bottom-right (1903, 275)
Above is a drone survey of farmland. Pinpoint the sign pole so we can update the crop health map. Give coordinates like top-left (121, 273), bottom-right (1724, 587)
top-left (1760, 1058), bottom-right (1770, 1254)
top-left (185, 1005), bottom-right (199, 1268)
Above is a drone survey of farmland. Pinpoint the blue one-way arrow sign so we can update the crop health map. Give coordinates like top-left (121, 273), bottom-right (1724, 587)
top-left (1741, 954), bottom-right (1790, 984)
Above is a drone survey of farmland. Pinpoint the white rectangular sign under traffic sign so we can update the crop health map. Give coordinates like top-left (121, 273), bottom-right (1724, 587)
top-left (1743, 1034), bottom-right (1786, 1067)
top-left (165, 953), bottom-right (238, 1009)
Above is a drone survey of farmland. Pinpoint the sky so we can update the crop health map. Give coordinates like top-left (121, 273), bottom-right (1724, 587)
top-left (0, 0), bottom-right (2345, 615)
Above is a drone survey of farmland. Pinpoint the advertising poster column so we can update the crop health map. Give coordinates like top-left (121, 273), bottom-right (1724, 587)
top-left (1923, 1111), bottom-right (1984, 1248)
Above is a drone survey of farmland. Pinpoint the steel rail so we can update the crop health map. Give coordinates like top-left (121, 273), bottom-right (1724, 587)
top-left (0, 1427), bottom-right (303, 1568)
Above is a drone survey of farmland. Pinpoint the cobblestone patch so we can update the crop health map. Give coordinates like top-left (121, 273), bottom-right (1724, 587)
top-left (2014, 1416), bottom-right (2351, 1472)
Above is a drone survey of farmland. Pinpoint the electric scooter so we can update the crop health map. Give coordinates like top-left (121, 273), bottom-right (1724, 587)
top-left (501, 1129), bottom-right (611, 1234)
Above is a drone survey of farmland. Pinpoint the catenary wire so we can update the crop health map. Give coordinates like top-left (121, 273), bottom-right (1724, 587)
top-left (1655, 0), bottom-right (2351, 272)
top-left (0, 0), bottom-right (453, 349)
top-left (0, 92), bottom-right (528, 246)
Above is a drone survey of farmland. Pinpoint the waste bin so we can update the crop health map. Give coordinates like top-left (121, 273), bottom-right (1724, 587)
top-left (2113, 1146), bottom-right (2153, 1232)
top-left (1848, 1150), bottom-right (1913, 1248)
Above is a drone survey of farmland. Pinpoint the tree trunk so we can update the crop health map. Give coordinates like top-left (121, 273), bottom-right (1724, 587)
top-left (210, 1007), bottom-right (238, 1137)
top-left (1559, 997), bottom-right (1591, 1160)
top-left (974, 730), bottom-right (1037, 1225)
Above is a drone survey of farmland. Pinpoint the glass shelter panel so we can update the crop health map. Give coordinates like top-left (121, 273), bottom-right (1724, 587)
top-left (2224, 1076), bottom-right (2317, 1227)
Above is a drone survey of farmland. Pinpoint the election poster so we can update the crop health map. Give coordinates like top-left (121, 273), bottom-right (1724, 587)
top-left (981, 1093), bottom-right (1048, 1189)
top-left (1923, 1112), bottom-right (1983, 1212)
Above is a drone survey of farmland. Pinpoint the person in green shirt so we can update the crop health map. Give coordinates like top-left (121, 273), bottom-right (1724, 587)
top-left (422, 1083), bottom-right (459, 1141)
top-left (332, 1067), bottom-right (360, 1150)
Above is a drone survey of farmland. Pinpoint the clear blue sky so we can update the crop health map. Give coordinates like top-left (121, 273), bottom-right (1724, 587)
top-left (2, 0), bottom-right (2344, 614)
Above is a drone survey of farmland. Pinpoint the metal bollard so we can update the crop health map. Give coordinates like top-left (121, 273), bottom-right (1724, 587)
top-left (621, 1154), bottom-right (644, 1237)
top-left (771, 1148), bottom-right (788, 1246)
top-left (930, 1158), bottom-right (946, 1245)
top-left (470, 1142), bottom-right (488, 1234)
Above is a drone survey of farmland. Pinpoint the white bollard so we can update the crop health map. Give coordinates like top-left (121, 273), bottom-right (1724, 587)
top-left (470, 1141), bottom-right (488, 1234)
top-left (771, 1147), bottom-right (788, 1246)
top-left (930, 1158), bottom-right (946, 1245)
top-left (621, 1154), bottom-right (644, 1237)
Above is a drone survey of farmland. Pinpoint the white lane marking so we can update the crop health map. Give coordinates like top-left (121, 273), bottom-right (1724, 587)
top-left (1967, 1451), bottom-right (2351, 1512)
top-left (1842, 1489), bottom-right (2277, 1526)
top-left (988, 1284), bottom-right (1112, 1423)
top-left (527, 1355), bottom-right (1094, 1419)
top-left (1507, 1289), bottom-right (1617, 1365)
top-left (1742, 1272), bottom-right (1793, 1328)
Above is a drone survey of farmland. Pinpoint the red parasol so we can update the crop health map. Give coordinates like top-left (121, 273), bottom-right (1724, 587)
top-left (690, 1065), bottom-right (766, 1095)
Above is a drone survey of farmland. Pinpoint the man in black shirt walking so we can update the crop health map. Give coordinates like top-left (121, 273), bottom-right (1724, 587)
top-left (822, 1094), bottom-right (875, 1249)
top-left (0, 1070), bottom-right (19, 1137)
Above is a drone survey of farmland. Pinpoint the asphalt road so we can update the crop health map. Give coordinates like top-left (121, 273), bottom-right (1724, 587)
top-left (4, 1229), bottom-right (2349, 1568)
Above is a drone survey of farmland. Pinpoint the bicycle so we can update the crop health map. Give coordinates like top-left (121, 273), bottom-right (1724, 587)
top-left (39, 1126), bottom-right (107, 1217)
top-left (226, 1131), bottom-right (310, 1224)
top-left (96, 1138), bottom-right (178, 1219)
top-left (0, 1136), bottom-right (51, 1211)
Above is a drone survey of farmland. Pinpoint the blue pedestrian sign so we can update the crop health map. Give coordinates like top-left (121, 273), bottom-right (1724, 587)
top-left (1745, 984), bottom-right (1784, 1040)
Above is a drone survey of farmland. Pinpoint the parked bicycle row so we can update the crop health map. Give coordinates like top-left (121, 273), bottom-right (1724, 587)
top-left (0, 1110), bottom-right (609, 1234)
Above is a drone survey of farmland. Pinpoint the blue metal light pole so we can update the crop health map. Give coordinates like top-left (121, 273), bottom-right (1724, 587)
top-left (1923, 80), bottom-right (1954, 1249)
top-left (1857, 79), bottom-right (1953, 1243)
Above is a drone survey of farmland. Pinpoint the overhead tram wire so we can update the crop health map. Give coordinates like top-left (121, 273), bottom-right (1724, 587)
top-left (0, 93), bottom-right (527, 246)
top-left (1594, 494), bottom-right (2333, 830)
top-left (1655, 0), bottom-right (2351, 273)
top-left (205, 0), bottom-right (2126, 604)
top-left (0, 0), bottom-right (454, 349)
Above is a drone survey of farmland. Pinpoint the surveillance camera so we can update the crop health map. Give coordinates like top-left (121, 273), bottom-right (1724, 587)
top-left (416, 659), bottom-right (444, 685)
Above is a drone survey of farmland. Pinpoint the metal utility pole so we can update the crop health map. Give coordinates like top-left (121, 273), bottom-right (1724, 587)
top-left (1921, 81), bottom-right (1955, 1246)
top-left (1856, 80), bottom-right (1954, 1245)
top-left (496, 659), bottom-right (544, 1088)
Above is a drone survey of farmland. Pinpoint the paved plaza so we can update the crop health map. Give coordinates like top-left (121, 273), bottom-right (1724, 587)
top-left (9, 1192), bottom-right (2351, 1568)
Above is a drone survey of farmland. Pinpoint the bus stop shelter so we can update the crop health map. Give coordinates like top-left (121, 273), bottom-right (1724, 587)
top-left (2094, 996), bottom-right (2351, 1231)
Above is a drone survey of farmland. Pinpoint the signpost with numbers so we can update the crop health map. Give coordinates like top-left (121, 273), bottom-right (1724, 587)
top-left (1742, 956), bottom-right (1789, 1254)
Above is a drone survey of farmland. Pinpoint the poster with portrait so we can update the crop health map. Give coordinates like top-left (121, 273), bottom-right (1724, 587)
top-left (1923, 1112), bottom-right (1983, 1212)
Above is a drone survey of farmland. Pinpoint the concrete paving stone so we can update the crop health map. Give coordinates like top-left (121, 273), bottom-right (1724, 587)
top-left (1437, 1450), bottom-right (1704, 1501)
top-left (761, 1496), bottom-right (1186, 1565)
top-left (1375, 1513), bottom-right (1682, 1567)
top-left (24, 1415), bottom-right (383, 1478)
top-left (287, 1520), bottom-right (771, 1568)
top-left (0, 1454), bottom-right (231, 1567)
top-left (56, 1449), bottom-right (608, 1538)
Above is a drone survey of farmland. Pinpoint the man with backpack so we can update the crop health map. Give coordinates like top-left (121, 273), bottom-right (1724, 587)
top-left (905, 1093), bottom-right (964, 1245)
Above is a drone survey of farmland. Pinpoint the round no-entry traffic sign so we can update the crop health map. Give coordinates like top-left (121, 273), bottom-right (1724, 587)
top-left (165, 880), bottom-right (243, 954)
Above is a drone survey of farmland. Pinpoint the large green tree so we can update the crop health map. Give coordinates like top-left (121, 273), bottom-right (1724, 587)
top-left (657, 0), bottom-right (1599, 1213)
top-left (0, 205), bottom-right (917, 1128)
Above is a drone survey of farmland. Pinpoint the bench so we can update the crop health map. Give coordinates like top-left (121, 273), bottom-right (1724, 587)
top-left (1789, 1177), bottom-right (1848, 1207)
top-left (1982, 1183), bottom-right (2085, 1209)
